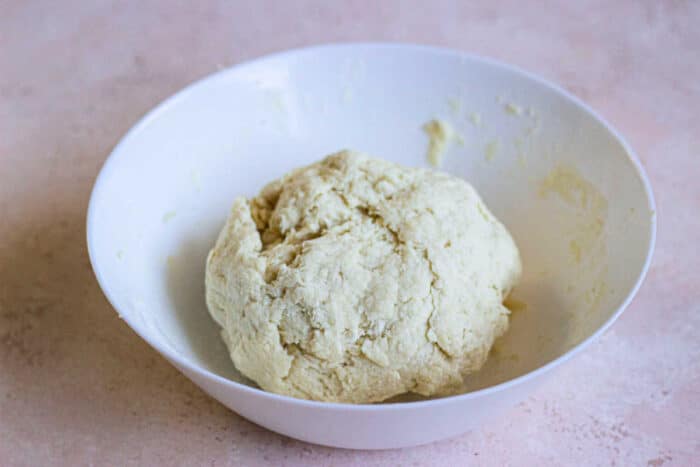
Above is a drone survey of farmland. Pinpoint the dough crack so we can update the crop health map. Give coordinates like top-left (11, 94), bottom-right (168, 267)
top-left (423, 248), bottom-right (452, 361)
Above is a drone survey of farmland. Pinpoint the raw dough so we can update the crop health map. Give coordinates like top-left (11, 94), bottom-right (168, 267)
top-left (205, 151), bottom-right (522, 403)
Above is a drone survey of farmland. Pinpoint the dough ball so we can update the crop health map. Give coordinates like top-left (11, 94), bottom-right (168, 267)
top-left (205, 151), bottom-right (521, 403)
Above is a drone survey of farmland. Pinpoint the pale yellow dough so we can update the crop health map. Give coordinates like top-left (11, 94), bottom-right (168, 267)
top-left (205, 151), bottom-right (522, 403)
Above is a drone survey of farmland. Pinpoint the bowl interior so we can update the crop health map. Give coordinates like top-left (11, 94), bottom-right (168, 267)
top-left (88, 45), bottom-right (654, 397)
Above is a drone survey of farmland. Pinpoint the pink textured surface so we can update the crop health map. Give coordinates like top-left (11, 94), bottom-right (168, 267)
top-left (1, 1), bottom-right (698, 465)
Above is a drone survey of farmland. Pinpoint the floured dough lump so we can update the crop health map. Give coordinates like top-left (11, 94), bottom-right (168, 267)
top-left (205, 150), bottom-right (521, 403)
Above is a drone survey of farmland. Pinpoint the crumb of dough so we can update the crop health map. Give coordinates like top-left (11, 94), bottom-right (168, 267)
top-left (162, 211), bottom-right (177, 223)
top-left (423, 119), bottom-right (455, 167)
top-left (505, 103), bottom-right (523, 116)
top-left (205, 151), bottom-right (522, 403)
top-left (484, 140), bottom-right (500, 161)
top-left (469, 112), bottom-right (482, 127)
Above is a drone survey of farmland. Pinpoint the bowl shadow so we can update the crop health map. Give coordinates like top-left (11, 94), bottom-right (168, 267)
top-left (164, 229), bottom-right (255, 386)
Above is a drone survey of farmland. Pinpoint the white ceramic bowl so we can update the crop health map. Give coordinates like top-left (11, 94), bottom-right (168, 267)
top-left (87, 43), bottom-right (655, 449)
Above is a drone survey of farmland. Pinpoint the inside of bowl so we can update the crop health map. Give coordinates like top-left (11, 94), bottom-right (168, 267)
top-left (89, 45), bottom-right (654, 397)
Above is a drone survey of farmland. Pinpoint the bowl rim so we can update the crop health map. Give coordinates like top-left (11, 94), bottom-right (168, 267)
top-left (86, 42), bottom-right (657, 412)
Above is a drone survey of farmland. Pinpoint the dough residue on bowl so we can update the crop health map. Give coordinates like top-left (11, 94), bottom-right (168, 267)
top-left (538, 163), bottom-right (610, 342)
top-left (205, 150), bottom-right (522, 403)
top-left (539, 164), bottom-right (608, 266)
top-left (422, 119), bottom-right (456, 167)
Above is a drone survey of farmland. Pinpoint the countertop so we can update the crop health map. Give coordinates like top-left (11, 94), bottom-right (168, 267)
top-left (1, 1), bottom-right (698, 465)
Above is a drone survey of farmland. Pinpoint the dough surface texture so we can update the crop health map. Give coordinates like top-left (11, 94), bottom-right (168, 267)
top-left (205, 151), bottom-right (521, 403)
